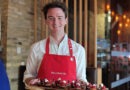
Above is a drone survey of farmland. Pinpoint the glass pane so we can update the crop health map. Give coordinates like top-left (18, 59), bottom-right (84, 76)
top-left (110, 0), bottom-right (130, 81)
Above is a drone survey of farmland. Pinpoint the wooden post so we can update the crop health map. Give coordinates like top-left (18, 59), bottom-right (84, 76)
top-left (74, 0), bottom-right (77, 41)
top-left (84, 0), bottom-right (88, 51)
top-left (79, 0), bottom-right (83, 44)
top-left (34, 0), bottom-right (38, 42)
top-left (87, 0), bottom-right (102, 85)
top-left (41, 0), bottom-right (44, 39)
top-left (93, 0), bottom-right (97, 68)
top-left (88, 0), bottom-right (97, 68)
top-left (65, 0), bottom-right (68, 34)
top-left (97, 67), bottom-right (102, 85)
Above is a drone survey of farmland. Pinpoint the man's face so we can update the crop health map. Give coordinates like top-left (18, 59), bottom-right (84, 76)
top-left (45, 8), bottom-right (67, 33)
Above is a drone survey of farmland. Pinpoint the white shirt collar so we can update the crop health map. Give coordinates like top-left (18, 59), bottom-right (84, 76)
top-left (49, 34), bottom-right (68, 45)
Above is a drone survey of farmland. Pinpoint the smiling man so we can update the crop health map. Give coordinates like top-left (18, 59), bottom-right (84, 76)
top-left (24, 1), bottom-right (88, 87)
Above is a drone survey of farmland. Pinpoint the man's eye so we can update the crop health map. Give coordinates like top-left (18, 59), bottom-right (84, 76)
top-left (58, 17), bottom-right (62, 20)
top-left (48, 17), bottom-right (54, 20)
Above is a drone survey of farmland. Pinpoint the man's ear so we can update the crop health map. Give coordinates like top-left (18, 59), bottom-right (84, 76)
top-left (65, 17), bottom-right (68, 24)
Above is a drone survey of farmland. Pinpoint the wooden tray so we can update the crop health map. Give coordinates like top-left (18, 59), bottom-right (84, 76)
top-left (26, 85), bottom-right (85, 90)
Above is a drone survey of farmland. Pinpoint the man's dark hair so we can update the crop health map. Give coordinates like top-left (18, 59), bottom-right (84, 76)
top-left (42, 1), bottom-right (68, 19)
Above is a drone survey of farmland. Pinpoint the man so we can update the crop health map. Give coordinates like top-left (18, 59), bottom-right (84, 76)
top-left (24, 1), bottom-right (88, 86)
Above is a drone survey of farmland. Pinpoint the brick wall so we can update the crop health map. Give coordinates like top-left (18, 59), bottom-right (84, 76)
top-left (2, 0), bottom-right (34, 90)
top-left (0, 0), bottom-right (47, 89)
top-left (8, 0), bottom-right (34, 90)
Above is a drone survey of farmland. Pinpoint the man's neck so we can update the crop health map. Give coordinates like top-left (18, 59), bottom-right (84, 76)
top-left (51, 32), bottom-right (65, 45)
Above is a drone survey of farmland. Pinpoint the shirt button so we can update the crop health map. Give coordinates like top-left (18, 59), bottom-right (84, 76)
top-left (70, 57), bottom-right (74, 61)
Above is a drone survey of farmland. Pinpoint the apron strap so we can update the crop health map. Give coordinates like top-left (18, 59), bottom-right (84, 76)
top-left (46, 38), bottom-right (50, 54)
top-left (45, 38), bottom-right (73, 56)
top-left (68, 39), bottom-right (73, 56)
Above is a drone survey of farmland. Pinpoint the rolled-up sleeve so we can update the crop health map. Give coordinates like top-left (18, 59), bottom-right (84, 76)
top-left (23, 45), bottom-right (38, 82)
top-left (76, 46), bottom-right (88, 83)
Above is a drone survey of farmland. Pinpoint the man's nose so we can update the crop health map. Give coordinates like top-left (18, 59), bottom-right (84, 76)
top-left (53, 18), bottom-right (58, 23)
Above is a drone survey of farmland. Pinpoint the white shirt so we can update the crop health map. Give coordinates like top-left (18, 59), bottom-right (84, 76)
top-left (24, 34), bottom-right (88, 83)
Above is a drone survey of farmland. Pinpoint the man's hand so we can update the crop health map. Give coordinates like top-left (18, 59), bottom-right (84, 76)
top-left (29, 78), bottom-right (40, 85)
top-left (25, 77), bottom-right (40, 86)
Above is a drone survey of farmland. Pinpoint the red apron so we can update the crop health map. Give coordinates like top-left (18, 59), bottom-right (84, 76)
top-left (37, 38), bottom-right (76, 81)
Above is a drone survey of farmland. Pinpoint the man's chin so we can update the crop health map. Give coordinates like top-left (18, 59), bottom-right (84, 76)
top-left (53, 28), bottom-right (61, 31)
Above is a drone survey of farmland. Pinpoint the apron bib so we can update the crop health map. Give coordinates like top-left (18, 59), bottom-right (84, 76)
top-left (37, 38), bottom-right (76, 81)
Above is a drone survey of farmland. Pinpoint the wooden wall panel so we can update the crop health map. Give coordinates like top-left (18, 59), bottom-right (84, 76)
top-left (87, 0), bottom-right (97, 67)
